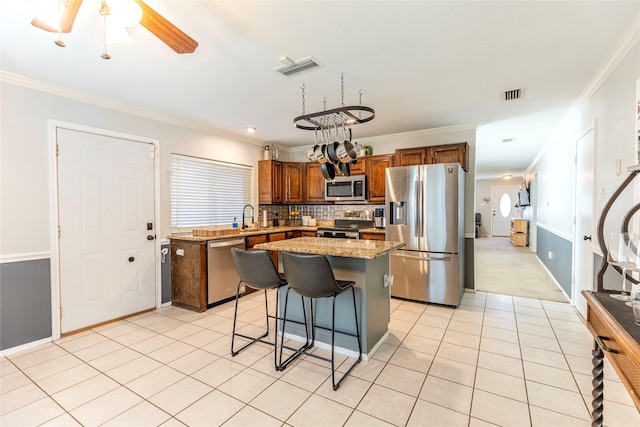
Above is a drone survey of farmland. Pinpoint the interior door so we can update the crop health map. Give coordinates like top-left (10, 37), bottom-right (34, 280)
top-left (573, 127), bottom-right (595, 317)
top-left (491, 186), bottom-right (519, 236)
top-left (57, 128), bottom-right (156, 333)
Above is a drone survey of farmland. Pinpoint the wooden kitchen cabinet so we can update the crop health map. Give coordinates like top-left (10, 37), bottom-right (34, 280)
top-left (258, 160), bottom-right (283, 204)
top-left (427, 142), bottom-right (468, 171)
top-left (170, 240), bottom-right (207, 312)
top-left (394, 142), bottom-right (468, 171)
top-left (360, 232), bottom-right (385, 241)
top-left (395, 147), bottom-right (427, 166)
top-left (246, 232), bottom-right (287, 267)
top-left (284, 162), bottom-right (305, 203)
top-left (366, 154), bottom-right (395, 203)
top-left (349, 158), bottom-right (366, 175)
top-left (305, 162), bottom-right (326, 203)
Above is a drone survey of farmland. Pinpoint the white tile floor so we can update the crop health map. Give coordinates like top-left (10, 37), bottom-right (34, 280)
top-left (2, 291), bottom-right (640, 426)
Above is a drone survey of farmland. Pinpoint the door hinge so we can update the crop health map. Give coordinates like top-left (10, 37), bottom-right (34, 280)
top-left (574, 156), bottom-right (577, 165)
top-left (56, 144), bottom-right (59, 156)
top-left (150, 146), bottom-right (157, 159)
top-left (60, 306), bottom-right (63, 319)
top-left (58, 225), bottom-right (61, 238)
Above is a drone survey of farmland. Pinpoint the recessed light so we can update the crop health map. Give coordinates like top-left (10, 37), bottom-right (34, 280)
top-left (246, 127), bottom-right (256, 133)
top-left (502, 174), bottom-right (512, 180)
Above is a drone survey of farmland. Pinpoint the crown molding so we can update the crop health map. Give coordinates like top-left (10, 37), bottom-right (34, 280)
top-left (0, 71), bottom-right (265, 147)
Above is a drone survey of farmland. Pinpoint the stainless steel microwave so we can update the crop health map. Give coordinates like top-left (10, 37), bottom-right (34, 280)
top-left (325, 175), bottom-right (367, 202)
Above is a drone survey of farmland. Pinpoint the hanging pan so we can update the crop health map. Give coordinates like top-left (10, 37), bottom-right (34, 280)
top-left (337, 125), bottom-right (357, 163)
top-left (326, 124), bottom-right (341, 164)
top-left (307, 129), bottom-right (319, 162)
top-left (339, 161), bottom-right (351, 176)
top-left (321, 162), bottom-right (336, 180)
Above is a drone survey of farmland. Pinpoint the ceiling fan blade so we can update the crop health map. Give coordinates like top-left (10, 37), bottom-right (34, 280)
top-left (132, 0), bottom-right (198, 54)
top-left (31, 0), bottom-right (84, 33)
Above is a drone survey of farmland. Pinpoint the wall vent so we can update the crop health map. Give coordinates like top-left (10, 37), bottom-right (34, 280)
top-left (273, 56), bottom-right (321, 76)
top-left (504, 88), bottom-right (522, 101)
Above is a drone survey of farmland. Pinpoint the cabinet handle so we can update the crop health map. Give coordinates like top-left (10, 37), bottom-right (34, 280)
top-left (595, 336), bottom-right (619, 354)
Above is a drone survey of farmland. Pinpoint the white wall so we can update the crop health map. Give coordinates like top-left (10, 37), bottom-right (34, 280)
top-left (0, 81), bottom-right (265, 258)
top-left (528, 32), bottom-right (639, 292)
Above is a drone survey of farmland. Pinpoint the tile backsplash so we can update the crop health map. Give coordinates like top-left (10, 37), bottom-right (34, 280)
top-left (258, 204), bottom-right (384, 226)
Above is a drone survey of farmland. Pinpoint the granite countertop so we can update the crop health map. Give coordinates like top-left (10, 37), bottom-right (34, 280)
top-left (167, 226), bottom-right (320, 242)
top-left (254, 237), bottom-right (404, 259)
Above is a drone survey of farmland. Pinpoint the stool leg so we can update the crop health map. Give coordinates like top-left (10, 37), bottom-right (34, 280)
top-left (277, 290), bottom-right (313, 371)
top-left (231, 282), bottom-right (269, 357)
top-left (332, 286), bottom-right (362, 390)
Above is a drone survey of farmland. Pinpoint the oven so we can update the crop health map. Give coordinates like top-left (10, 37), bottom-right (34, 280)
top-left (315, 209), bottom-right (373, 240)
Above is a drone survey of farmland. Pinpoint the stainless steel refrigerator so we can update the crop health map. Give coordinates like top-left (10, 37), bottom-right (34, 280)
top-left (386, 163), bottom-right (465, 306)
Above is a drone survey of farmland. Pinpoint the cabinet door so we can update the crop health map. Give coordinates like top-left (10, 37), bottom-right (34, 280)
top-left (395, 147), bottom-right (427, 166)
top-left (366, 154), bottom-right (395, 203)
top-left (170, 240), bottom-right (207, 312)
top-left (258, 160), bottom-right (283, 204)
top-left (305, 163), bottom-right (326, 203)
top-left (284, 162), bottom-right (305, 203)
top-left (360, 232), bottom-right (385, 241)
top-left (349, 158), bottom-right (366, 175)
top-left (427, 143), bottom-right (468, 171)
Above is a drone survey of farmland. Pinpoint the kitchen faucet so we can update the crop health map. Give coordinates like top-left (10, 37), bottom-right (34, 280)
top-left (242, 204), bottom-right (254, 229)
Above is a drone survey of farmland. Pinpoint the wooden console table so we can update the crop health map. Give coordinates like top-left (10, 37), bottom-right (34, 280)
top-left (582, 291), bottom-right (640, 426)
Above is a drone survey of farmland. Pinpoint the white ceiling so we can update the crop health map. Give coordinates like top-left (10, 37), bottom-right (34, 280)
top-left (2, 1), bottom-right (638, 179)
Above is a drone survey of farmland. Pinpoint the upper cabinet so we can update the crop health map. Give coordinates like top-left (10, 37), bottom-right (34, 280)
top-left (258, 160), bottom-right (283, 204)
top-left (395, 147), bottom-right (427, 166)
top-left (394, 142), bottom-right (468, 171)
top-left (427, 143), bottom-right (468, 171)
top-left (349, 158), bottom-right (366, 175)
top-left (366, 154), bottom-right (395, 203)
top-left (305, 163), bottom-right (326, 203)
top-left (283, 162), bottom-right (305, 204)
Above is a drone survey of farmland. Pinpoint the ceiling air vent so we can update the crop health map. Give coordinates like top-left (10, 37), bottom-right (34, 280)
top-left (504, 88), bottom-right (522, 101)
top-left (273, 56), bottom-right (321, 76)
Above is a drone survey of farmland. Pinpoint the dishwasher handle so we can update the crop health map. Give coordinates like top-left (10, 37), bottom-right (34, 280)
top-left (391, 252), bottom-right (452, 262)
top-left (208, 238), bottom-right (245, 248)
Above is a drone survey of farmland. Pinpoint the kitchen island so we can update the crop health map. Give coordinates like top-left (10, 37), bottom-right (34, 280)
top-left (254, 237), bottom-right (404, 359)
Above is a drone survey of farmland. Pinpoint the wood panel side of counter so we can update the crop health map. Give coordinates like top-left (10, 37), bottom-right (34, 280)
top-left (171, 240), bottom-right (207, 312)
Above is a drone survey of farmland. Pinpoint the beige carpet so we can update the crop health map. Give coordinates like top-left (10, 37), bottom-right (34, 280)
top-left (475, 236), bottom-right (569, 302)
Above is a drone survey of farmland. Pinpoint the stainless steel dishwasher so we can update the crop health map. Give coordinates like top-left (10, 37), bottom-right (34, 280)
top-left (207, 237), bottom-right (246, 305)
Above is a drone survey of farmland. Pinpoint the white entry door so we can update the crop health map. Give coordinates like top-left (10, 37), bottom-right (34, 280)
top-left (57, 128), bottom-right (156, 333)
top-left (491, 186), bottom-right (520, 236)
top-left (573, 127), bottom-right (595, 318)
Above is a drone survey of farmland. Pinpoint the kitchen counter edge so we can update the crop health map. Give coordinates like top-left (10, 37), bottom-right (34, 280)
top-left (167, 226), bottom-right (320, 242)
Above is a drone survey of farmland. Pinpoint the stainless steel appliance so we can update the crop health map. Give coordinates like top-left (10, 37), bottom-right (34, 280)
top-left (374, 208), bottom-right (385, 229)
top-left (207, 237), bottom-right (246, 305)
top-left (386, 163), bottom-right (465, 306)
top-left (325, 175), bottom-right (366, 202)
top-left (316, 209), bottom-right (373, 239)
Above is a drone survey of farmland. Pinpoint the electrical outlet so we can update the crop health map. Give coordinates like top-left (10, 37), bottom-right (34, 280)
top-left (548, 251), bottom-right (554, 260)
top-left (383, 274), bottom-right (394, 287)
top-left (176, 249), bottom-right (184, 256)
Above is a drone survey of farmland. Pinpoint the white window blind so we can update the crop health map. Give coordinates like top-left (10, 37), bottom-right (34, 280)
top-left (171, 154), bottom-right (252, 229)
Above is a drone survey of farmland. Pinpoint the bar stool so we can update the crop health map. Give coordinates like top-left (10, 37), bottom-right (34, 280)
top-left (280, 252), bottom-right (362, 390)
top-left (230, 248), bottom-right (309, 370)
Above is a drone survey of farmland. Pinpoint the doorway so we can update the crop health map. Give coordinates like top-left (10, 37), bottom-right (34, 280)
top-left (51, 122), bottom-right (160, 336)
top-left (491, 186), bottom-right (519, 236)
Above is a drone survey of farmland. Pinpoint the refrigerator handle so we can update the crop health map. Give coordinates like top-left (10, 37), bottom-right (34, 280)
top-left (414, 181), bottom-right (421, 238)
top-left (417, 179), bottom-right (424, 237)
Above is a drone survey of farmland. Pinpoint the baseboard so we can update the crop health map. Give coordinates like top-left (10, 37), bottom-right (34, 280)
top-left (0, 337), bottom-right (53, 357)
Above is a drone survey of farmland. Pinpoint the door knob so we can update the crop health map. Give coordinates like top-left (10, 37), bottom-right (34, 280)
top-left (583, 235), bottom-right (592, 241)
top-left (147, 235), bottom-right (155, 240)
top-left (128, 257), bottom-right (135, 262)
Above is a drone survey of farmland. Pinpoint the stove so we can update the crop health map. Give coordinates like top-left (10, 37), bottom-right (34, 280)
top-left (316, 210), bottom-right (374, 240)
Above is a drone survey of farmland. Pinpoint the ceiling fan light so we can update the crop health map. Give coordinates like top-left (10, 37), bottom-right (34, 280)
top-left (31, 0), bottom-right (66, 32)
top-left (105, 0), bottom-right (143, 28)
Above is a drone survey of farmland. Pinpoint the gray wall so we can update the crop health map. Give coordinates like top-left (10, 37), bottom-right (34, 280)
top-left (536, 227), bottom-right (573, 298)
top-left (1, 259), bottom-right (52, 350)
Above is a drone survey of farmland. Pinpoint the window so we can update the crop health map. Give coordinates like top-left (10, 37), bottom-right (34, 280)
top-left (170, 154), bottom-right (252, 229)
top-left (499, 193), bottom-right (512, 218)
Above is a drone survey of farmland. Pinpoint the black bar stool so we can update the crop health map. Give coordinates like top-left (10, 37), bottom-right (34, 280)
top-left (230, 248), bottom-right (309, 370)
top-left (280, 252), bottom-right (362, 390)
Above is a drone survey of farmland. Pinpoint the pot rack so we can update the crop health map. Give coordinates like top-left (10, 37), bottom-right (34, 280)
top-left (293, 74), bottom-right (375, 131)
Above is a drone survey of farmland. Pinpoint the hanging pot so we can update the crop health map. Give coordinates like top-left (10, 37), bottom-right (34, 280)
top-left (315, 144), bottom-right (328, 163)
top-left (320, 162), bottom-right (335, 180)
top-left (308, 129), bottom-right (319, 161)
top-left (339, 161), bottom-right (351, 176)
top-left (327, 141), bottom-right (341, 164)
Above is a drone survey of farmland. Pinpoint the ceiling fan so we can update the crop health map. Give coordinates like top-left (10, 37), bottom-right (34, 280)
top-left (31, 0), bottom-right (198, 54)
